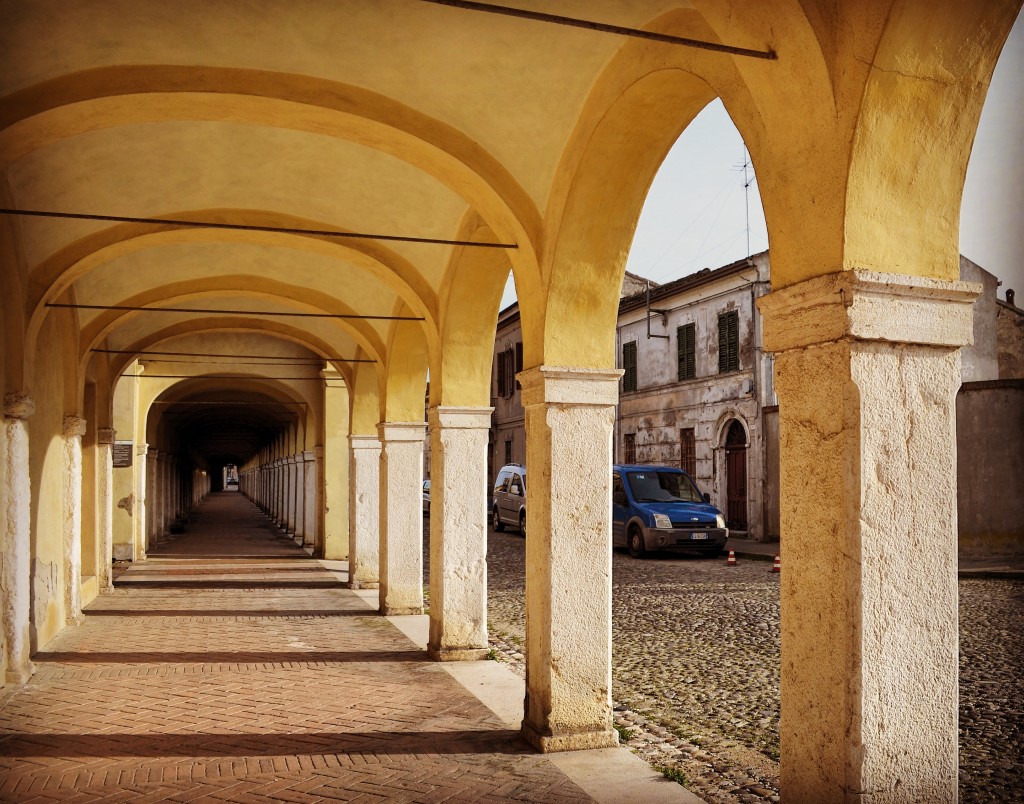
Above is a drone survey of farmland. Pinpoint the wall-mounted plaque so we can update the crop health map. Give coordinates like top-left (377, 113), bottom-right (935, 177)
top-left (112, 441), bottom-right (134, 468)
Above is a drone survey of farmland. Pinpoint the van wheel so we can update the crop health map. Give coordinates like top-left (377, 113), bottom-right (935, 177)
top-left (627, 528), bottom-right (646, 559)
top-left (519, 511), bottom-right (526, 538)
top-left (492, 507), bottom-right (505, 532)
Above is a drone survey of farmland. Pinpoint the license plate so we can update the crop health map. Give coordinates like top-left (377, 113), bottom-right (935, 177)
top-left (691, 532), bottom-right (708, 540)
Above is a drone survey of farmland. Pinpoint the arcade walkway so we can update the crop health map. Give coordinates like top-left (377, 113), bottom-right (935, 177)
top-left (0, 493), bottom-right (691, 803)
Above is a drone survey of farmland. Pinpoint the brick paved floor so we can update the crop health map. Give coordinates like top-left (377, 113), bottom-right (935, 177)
top-left (0, 492), bottom-right (595, 803)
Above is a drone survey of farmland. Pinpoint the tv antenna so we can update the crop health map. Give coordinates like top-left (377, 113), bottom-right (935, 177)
top-left (734, 144), bottom-right (756, 257)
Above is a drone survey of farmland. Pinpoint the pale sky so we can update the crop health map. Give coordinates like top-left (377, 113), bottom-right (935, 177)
top-left (502, 11), bottom-right (1023, 306)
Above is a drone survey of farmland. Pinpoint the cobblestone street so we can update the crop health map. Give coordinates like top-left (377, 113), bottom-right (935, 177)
top-left (481, 527), bottom-right (1024, 803)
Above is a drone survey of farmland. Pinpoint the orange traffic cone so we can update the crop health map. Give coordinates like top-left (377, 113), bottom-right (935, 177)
top-left (725, 550), bottom-right (737, 566)
top-left (771, 555), bottom-right (781, 573)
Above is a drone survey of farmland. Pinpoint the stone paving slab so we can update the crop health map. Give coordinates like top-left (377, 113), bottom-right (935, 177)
top-left (0, 493), bottom-right (601, 804)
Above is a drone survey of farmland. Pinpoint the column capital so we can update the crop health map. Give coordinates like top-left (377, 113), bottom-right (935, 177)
top-left (518, 366), bottom-right (622, 408)
top-left (427, 405), bottom-right (492, 430)
top-left (757, 269), bottom-right (980, 353)
top-left (62, 415), bottom-right (87, 439)
top-left (377, 421), bottom-right (426, 442)
top-left (97, 427), bottom-right (117, 445)
top-left (302, 450), bottom-right (316, 461)
top-left (350, 434), bottom-right (382, 450)
top-left (139, 443), bottom-right (153, 457)
top-left (3, 392), bottom-right (35, 420)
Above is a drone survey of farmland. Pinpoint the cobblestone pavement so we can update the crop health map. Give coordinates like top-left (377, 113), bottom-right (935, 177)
top-left (482, 527), bottom-right (1024, 803)
top-left (0, 493), bottom-right (596, 803)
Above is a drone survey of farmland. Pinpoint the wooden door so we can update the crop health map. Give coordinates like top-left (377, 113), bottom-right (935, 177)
top-left (725, 420), bottom-right (748, 530)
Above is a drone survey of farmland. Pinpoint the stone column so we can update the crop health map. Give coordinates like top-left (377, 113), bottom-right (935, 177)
top-left (96, 427), bottom-right (115, 592)
top-left (757, 270), bottom-right (977, 803)
top-left (377, 422), bottom-right (425, 614)
top-left (61, 415), bottom-right (87, 626)
top-left (302, 450), bottom-right (317, 548)
top-left (349, 435), bottom-right (381, 587)
top-left (289, 455), bottom-right (300, 536)
top-left (519, 366), bottom-right (621, 753)
top-left (136, 444), bottom-right (150, 559)
top-left (427, 406), bottom-right (492, 662)
top-left (3, 393), bottom-right (34, 683)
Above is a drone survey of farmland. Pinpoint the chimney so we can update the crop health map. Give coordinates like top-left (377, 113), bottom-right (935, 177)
top-left (1007, 288), bottom-right (1016, 307)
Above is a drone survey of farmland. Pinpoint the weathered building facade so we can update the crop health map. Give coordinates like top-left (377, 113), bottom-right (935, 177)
top-left (615, 252), bottom-right (774, 536)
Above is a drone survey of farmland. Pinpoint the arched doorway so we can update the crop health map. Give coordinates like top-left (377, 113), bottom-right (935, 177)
top-left (724, 419), bottom-right (747, 531)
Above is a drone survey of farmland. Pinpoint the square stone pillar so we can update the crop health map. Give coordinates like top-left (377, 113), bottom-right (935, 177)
top-left (377, 422), bottom-right (425, 615)
top-left (283, 456), bottom-right (294, 534)
top-left (136, 444), bottom-right (150, 559)
top-left (757, 270), bottom-right (978, 803)
top-left (427, 406), bottom-right (492, 662)
top-left (3, 393), bottom-right (35, 683)
top-left (519, 367), bottom-right (621, 753)
top-left (349, 435), bottom-right (381, 588)
top-left (96, 427), bottom-right (115, 592)
top-left (302, 450), bottom-right (317, 547)
top-left (290, 455), bottom-right (302, 536)
top-left (62, 415), bottom-right (87, 626)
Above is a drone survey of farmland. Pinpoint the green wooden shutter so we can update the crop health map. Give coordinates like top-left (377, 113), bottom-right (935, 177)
top-left (718, 312), bottom-right (739, 373)
top-left (622, 341), bottom-right (637, 392)
top-left (677, 323), bottom-right (695, 380)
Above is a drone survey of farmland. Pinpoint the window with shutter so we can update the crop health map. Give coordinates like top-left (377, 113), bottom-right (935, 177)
top-left (497, 351), bottom-right (506, 397)
top-left (623, 433), bottom-right (636, 464)
top-left (680, 427), bottom-right (696, 476)
top-left (622, 340), bottom-right (638, 392)
top-left (515, 342), bottom-right (523, 389)
top-left (677, 323), bottom-right (696, 380)
top-left (718, 311), bottom-right (739, 373)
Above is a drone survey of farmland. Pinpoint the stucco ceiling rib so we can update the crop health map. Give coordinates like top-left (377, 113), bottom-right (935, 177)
top-left (0, 207), bottom-right (517, 249)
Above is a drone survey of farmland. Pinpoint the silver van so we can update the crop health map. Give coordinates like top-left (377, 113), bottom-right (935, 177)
top-left (492, 464), bottom-right (526, 536)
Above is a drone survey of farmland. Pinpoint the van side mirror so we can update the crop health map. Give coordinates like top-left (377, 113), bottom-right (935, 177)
top-left (703, 492), bottom-right (711, 503)
top-left (613, 490), bottom-right (627, 507)
top-left (510, 484), bottom-right (520, 496)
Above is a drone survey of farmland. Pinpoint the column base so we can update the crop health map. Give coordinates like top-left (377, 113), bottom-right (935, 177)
top-left (348, 580), bottom-right (379, 590)
top-left (67, 614), bottom-right (86, 627)
top-left (5, 662), bottom-right (35, 685)
top-left (427, 645), bottom-right (489, 662)
top-left (520, 722), bottom-right (619, 753)
top-left (380, 604), bottom-right (423, 616)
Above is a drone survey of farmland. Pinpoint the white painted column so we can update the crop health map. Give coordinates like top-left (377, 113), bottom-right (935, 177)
top-left (349, 435), bottom-right (381, 587)
top-left (61, 415), bottom-right (87, 626)
top-left (427, 406), bottom-right (491, 661)
top-left (377, 422), bottom-right (427, 615)
top-left (288, 455), bottom-right (300, 535)
top-left (96, 427), bottom-right (115, 592)
top-left (302, 450), bottom-right (316, 547)
top-left (3, 393), bottom-right (35, 683)
top-left (136, 444), bottom-right (149, 560)
top-left (758, 271), bottom-right (977, 803)
top-left (519, 366), bottom-right (620, 753)
top-left (144, 449), bottom-right (157, 549)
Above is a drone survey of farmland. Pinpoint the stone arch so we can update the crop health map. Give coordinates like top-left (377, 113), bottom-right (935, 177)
top-left (72, 277), bottom-right (389, 375)
top-left (381, 309), bottom-right (429, 423)
top-left (0, 65), bottom-right (544, 299)
top-left (842, 2), bottom-right (1021, 279)
top-left (432, 212), bottom-right (511, 407)
top-left (533, 6), bottom-right (787, 368)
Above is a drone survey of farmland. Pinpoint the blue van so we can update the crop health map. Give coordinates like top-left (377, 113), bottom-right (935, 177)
top-left (612, 464), bottom-right (728, 558)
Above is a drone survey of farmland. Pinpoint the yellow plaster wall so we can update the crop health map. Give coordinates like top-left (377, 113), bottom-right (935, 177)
top-left (27, 314), bottom-right (67, 649)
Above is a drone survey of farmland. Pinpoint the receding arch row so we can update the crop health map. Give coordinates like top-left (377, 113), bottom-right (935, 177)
top-left (0, 65), bottom-right (545, 301)
top-left (24, 209), bottom-right (442, 341)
